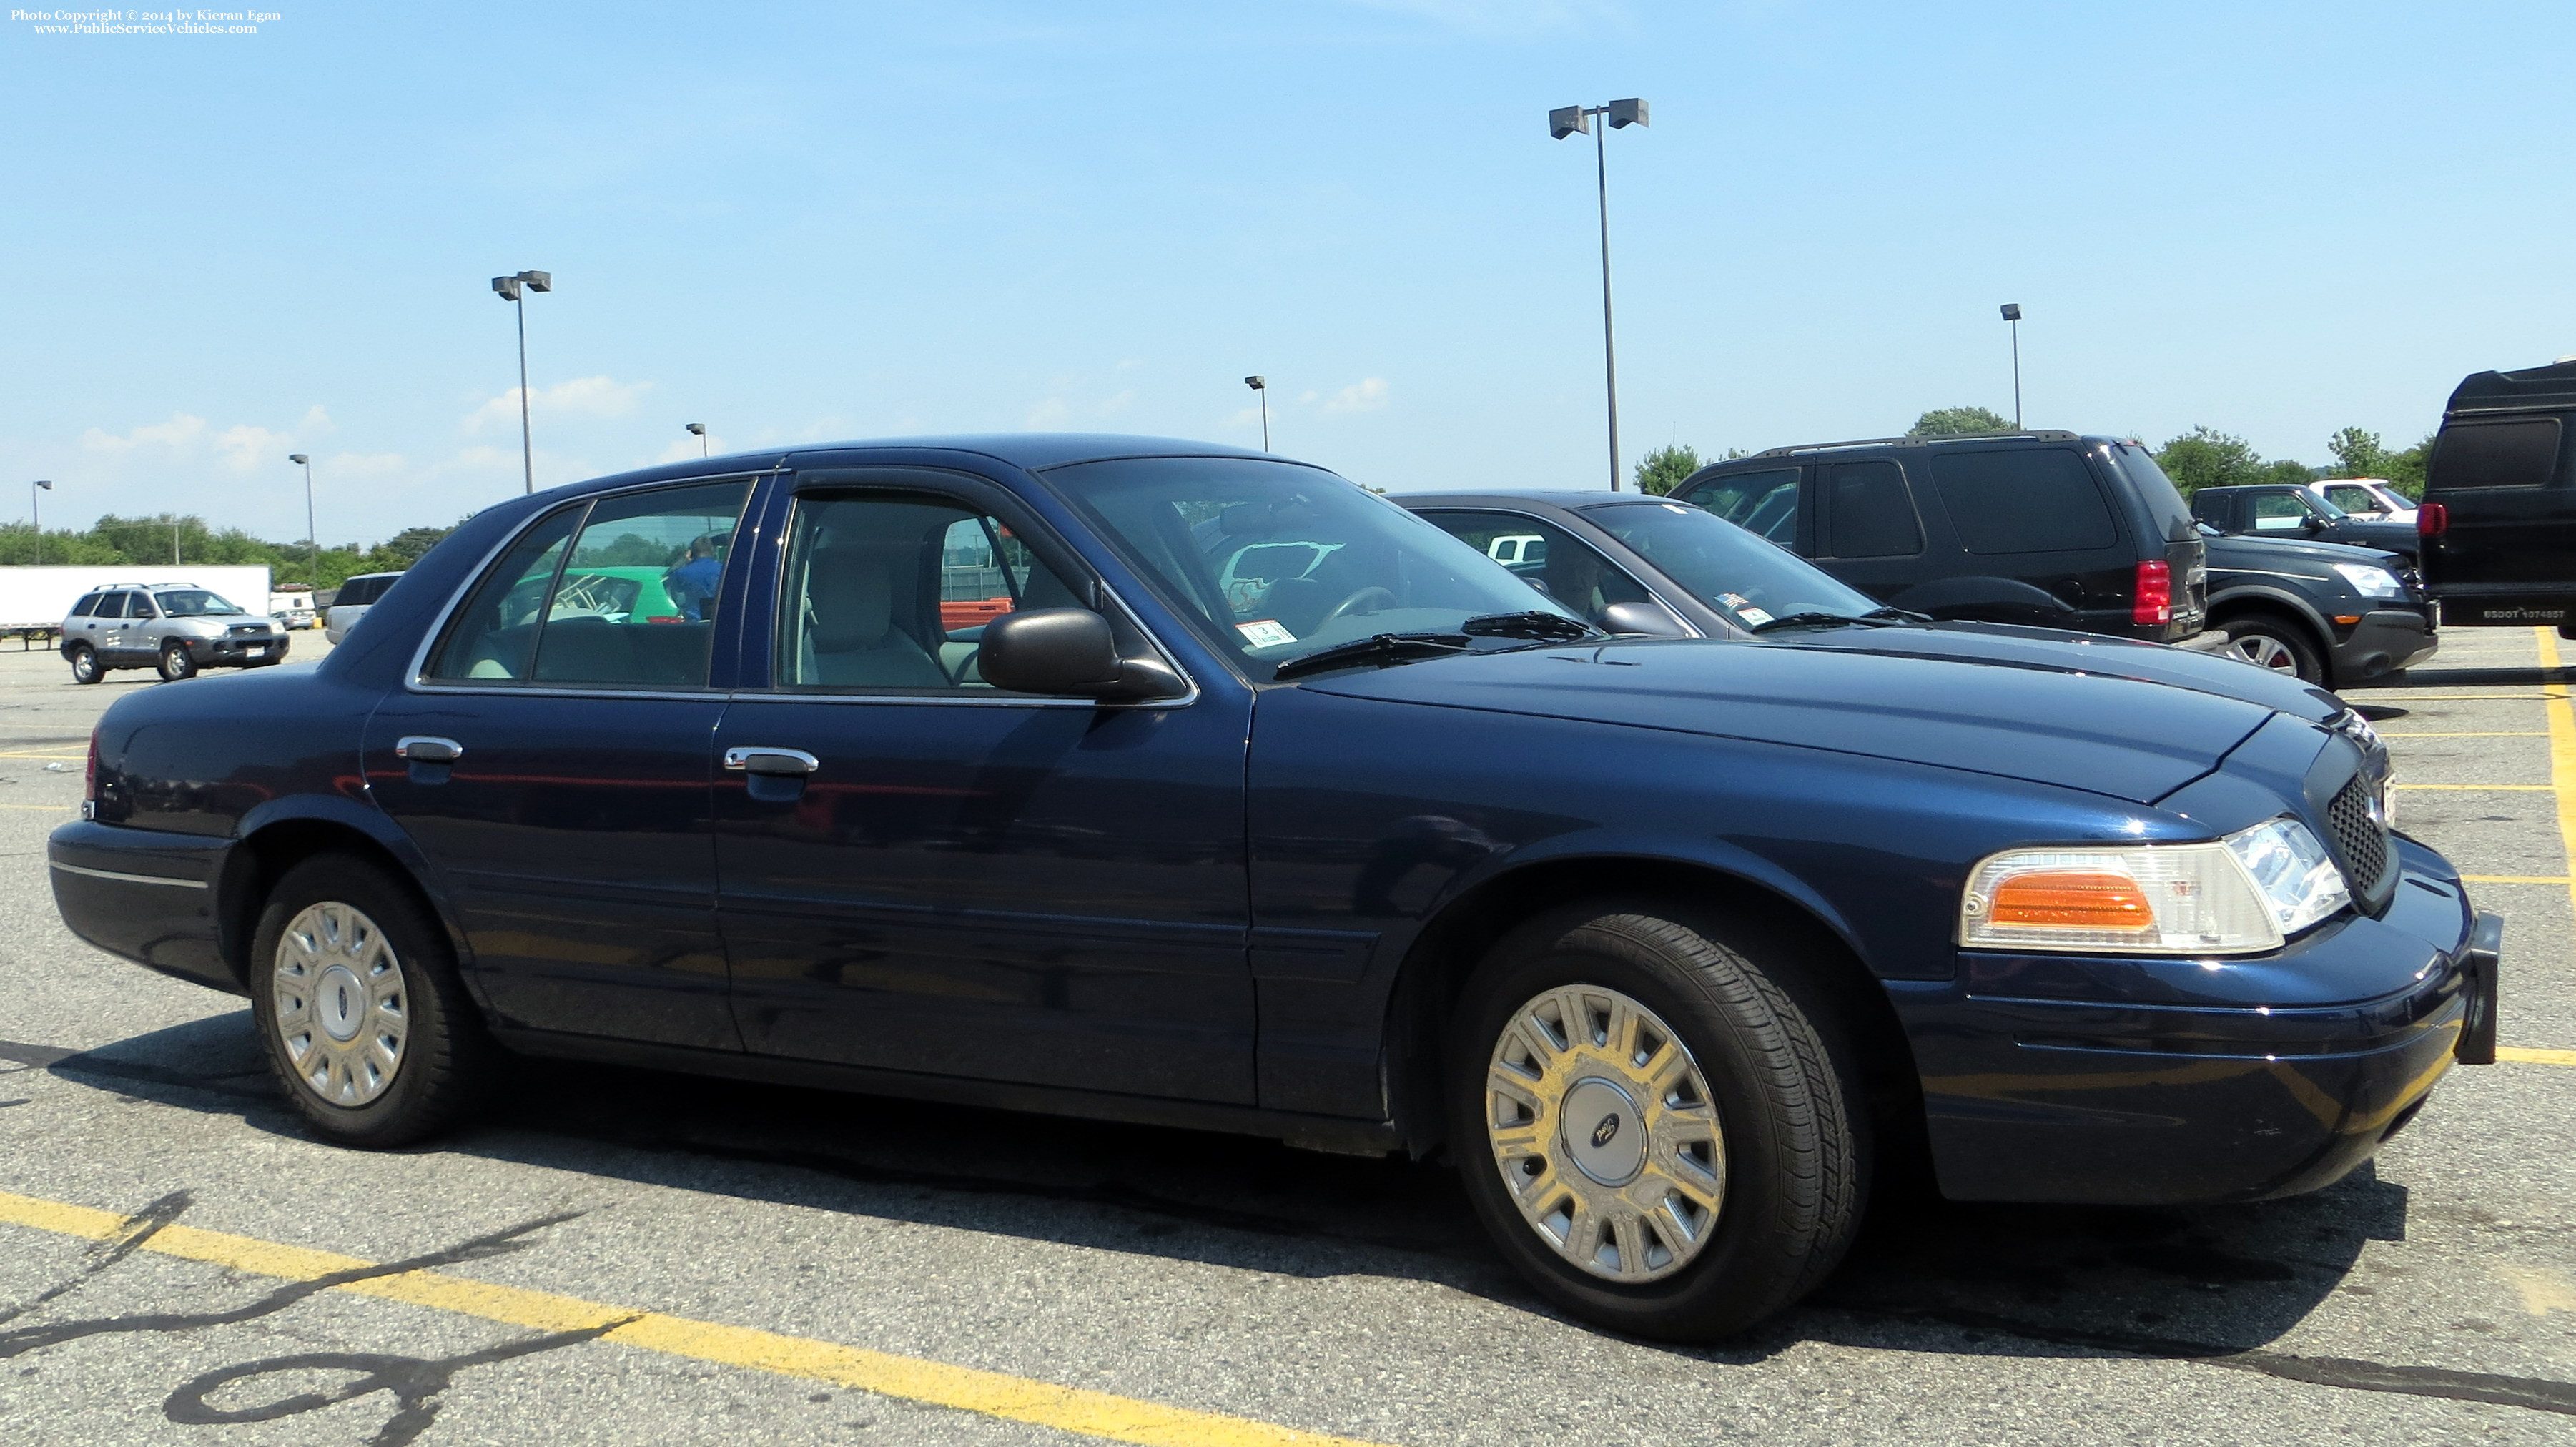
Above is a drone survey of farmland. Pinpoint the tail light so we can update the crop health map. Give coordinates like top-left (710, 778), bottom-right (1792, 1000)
top-left (2418, 503), bottom-right (2448, 538)
top-left (2132, 560), bottom-right (2172, 627)
top-left (83, 727), bottom-right (99, 817)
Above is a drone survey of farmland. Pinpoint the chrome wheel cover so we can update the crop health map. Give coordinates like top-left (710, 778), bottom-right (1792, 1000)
top-left (1485, 984), bottom-right (1724, 1283)
top-left (272, 902), bottom-right (408, 1107)
top-left (2230, 633), bottom-right (2298, 673)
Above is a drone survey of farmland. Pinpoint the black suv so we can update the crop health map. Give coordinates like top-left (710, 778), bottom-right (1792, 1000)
top-left (2189, 484), bottom-right (2420, 561)
top-left (2418, 358), bottom-right (2576, 631)
top-left (1669, 431), bottom-right (2221, 647)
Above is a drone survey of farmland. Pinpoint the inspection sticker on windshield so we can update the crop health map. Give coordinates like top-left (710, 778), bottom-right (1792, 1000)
top-left (1237, 619), bottom-right (1298, 647)
top-left (1718, 593), bottom-right (1774, 627)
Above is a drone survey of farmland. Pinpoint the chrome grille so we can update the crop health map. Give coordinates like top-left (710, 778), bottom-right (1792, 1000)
top-left (2326, 774), bottom-right (2389, 897)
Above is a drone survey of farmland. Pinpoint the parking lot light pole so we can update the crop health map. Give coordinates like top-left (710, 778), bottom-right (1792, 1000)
top-left (684, 423), bottom-right (708, 458)
top-left (491, 270), bottom-right (553, 493)
top-left (1243, 376), bottom-right (1268, 451)
top-left (2000, 303), bottom-right (2024, 428)
top-left (290, 454), bottom-right (316, 583)
top-left (29, 480), bottom-right (50, 565)
top-left (1551, 99), bottom-right (1649, 490)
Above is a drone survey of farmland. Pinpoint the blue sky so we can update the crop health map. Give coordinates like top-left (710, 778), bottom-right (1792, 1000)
top-left (3, 1), bottom-right (2571, 545)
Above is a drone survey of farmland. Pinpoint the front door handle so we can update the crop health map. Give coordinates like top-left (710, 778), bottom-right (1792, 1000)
top-left (723, 746), bottom-right (820, 776)
top-left (395, 736), bottom-right (463, 764)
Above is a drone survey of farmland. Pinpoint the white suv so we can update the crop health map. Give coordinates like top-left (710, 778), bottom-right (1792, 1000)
top-left (61, 583), bottom-right (290, 683)
top-left (323, 572), bottom-right (403, 644)
top-left (2308, 478), bottom-right (2417, 524)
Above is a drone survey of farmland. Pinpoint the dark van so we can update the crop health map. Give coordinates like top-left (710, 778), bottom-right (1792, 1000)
top-left (1669, 431), bottom-right (2222, 648)
top-left (2418, 359), bottom-right (2576, 631)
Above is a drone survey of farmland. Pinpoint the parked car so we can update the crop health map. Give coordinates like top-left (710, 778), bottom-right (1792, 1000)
top-left (2308, 478), bottom-right (2417, 524)
top-left (324, 571), bottom-right (404, 644)
top-left (271, 607), bottom-right (317, 632)
top-left (1666, 430), bottom-right (2226, 649)
top-left (59, 582), bottom-right (290, 683)
top-left (2190, 484), bottom-right (2420, 561)
top-left (49, 435), bottom-right (2497, 1340)
top-left (2200, 528), bottom-right (2437, 686)
top-left (2415, 357), bottom-right (2576, 631)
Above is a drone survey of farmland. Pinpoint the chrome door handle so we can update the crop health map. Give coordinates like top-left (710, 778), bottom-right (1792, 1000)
top-left (395, 736), bottom-right (463, 764)
top-left (723, 746), bottom-right (820, 776)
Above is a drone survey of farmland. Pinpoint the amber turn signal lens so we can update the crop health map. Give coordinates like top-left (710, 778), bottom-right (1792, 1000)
top-left (1986, 870), bottom-right (2155, 931)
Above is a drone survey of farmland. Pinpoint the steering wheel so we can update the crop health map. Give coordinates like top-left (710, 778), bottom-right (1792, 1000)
top-left (1322, 586), bottom-right (1398, 623)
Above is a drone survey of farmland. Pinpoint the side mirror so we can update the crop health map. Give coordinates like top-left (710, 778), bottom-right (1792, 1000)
top-left (2300, 515), bottom-right (2325, 533)
top-left (1599, 600), bottom-right (1694, 638)
top-left (977, 608), bottom-right (1126, 696)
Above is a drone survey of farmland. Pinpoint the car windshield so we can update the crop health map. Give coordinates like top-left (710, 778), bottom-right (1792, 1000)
top-left (1045, 455), bottom-right (1589, 677)
top-left (1579, 500), bottom-right (1880, 628)
top-left (152, 590), bottom-right (245, 616)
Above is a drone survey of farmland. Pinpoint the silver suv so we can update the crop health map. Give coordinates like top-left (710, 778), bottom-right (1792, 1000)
top-left (61, 583), bottom-right (290, 683)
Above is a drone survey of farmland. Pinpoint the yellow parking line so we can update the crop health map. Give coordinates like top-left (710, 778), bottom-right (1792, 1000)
top-left (2392, 784), bottom-right (2554, 791)
top-left (2461, 875), bottom-right (2572, 884)
top-left (2535, 629), bottom-right (2576, 932)
top-left (0, 751), bottom-right (86, 759)
top-left (2499, 1047), bottom-right (2576, 1067)
top-left (2377, 731), bottom-right (2550, 738)
top-left (0, 1189), bottom-right (1390, 1447)
top-left (2373, 693), bottom-right (2570, 701)
top-left (0, 804), bottom-right (74, 811)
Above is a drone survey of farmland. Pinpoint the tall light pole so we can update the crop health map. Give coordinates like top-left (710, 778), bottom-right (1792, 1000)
top-left (684, 422), bottom-right (708, 458)
top-left (2000, 303), bottom-right (2024, 429)
top-left (1550, 98), bottom-right (1649, 490)
top-left (491, 270), bottom-right (553, 493)
top-left (289, 453), bottom-right (316, 584)
top-left (29, 480), bottom-right (50, 565)
top-left (1243, 376), bottom-right (1269, 451)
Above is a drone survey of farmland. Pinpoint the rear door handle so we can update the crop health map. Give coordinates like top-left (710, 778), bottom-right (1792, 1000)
top-left (723, 746), bottom-right (820, 776)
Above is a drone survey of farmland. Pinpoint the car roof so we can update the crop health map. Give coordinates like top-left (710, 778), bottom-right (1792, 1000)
top-left (1388, 490), bottom-right (1677, 513)
top-left (548, 433), bottom-right (1285, 500)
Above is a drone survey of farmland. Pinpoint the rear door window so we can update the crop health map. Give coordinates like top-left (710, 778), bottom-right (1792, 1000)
top-left (1928, 448), bottom-right (2119, 554)
top-left (69, 592), bottom-right (102, 617)
top-left (1822, 460), bottom-right (1923, 558)
top-left (2429, 418), bottom-right (2564, 490)
top-left (93, 592), bottom-right (128, 619)
top-left (1677, 468), bottom-right (1801, 544)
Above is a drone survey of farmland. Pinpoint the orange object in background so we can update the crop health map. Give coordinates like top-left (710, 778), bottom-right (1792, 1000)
top-left (1988, 870), bottom-right (2155, 932)
top-left (940, 597), bottom-right (1015, 632)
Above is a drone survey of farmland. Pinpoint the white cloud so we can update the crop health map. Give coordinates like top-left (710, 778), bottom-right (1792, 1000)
top-left (1025, 397), bottom-right (1073, 428)
top-left (214, 424), bottom-right (292, 473)
top-left (81, 412), bottom-right (209, 453)
top-left (465, 375), bottom-right (651, 433)
top-left (1325, 377), bottom-right (1391, 413)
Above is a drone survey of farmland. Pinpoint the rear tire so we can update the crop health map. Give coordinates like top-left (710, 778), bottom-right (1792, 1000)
top-left (67, 645), bottom-right (102, 684)
top-left (1449, 901), bottom-right (1865, 1340)
top-left (2219, 617), bottom-right (2324, 684)
top-left (157, 641), bottom-right (198, 681)
top-left (249, 855), bottom-right (493, 1147)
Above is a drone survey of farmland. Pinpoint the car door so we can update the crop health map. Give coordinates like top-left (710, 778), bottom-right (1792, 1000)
top-left (74, 591), bottom-right (119, 657)
top-left (362, 478), bottom-right (757, 1050)
top-left (1813, 458), bottom-right (1930, 601)
top-left (711, 468), bottom-right (1257, 1103)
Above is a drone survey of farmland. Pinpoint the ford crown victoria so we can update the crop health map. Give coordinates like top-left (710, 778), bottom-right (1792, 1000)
top-left (48, 435), bottom-right (2500, 1338)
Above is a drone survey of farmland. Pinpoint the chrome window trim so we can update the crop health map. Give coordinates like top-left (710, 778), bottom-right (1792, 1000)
top-left (403, 469), bottom-right (782, 695)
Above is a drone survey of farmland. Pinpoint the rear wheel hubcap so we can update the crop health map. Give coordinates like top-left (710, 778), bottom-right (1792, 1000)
top-left (272, 902), bottom-right (408, 1107)
top-left (1485, 984), bottom-right (1724, 1283)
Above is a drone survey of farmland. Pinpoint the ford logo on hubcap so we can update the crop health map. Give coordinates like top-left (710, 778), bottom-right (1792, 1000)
top-left (1591, 1112), bottom-right (1622, 1148)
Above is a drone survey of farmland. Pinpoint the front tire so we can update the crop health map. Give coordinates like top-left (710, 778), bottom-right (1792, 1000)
top-left (249, 855), bottom-right (493, 1147)
top-left (1449, 902), bottom-right (1865, 1340)
top-left (157, 641), bottom-right (198, 681)
top-left (67, 645), bottom-right (102, 684)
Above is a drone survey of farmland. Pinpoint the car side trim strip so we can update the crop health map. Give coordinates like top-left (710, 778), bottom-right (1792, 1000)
top-left (49, 861), bottom-right (208, 889)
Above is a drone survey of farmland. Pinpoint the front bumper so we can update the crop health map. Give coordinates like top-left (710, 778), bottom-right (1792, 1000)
top-left (2329, 607), bottom-right (2437, 684)
top-left (1895, 836), bottom-right (2497, 1205)
top-left (46, 819), bottom-right (240, 995)
top-left (184, 633), bottom-right (290, 665)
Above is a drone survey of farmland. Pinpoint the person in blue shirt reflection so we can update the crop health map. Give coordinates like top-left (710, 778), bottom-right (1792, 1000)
top-left (663, 538), bottom-right (724, 622)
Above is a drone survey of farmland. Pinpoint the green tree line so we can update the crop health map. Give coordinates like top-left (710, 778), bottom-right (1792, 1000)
top-left (0, 515), bottom-right (457, 588)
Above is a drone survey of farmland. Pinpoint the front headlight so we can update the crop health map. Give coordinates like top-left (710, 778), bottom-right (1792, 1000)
top-left (1961, 817), bottom-right (2350, 955)
top-left (2330, 562), bottom-right (2406, 599)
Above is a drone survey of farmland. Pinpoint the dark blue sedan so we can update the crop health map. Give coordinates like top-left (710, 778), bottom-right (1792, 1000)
top-left (48, 435), bottom-right (2499, 1340)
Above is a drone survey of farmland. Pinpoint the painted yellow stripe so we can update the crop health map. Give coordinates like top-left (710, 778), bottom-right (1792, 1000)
top-left (2461, 875), bottom-right (2573, 884)
top-left (2535, 628), bottom-right (2576, 932)
top-left (2377, 731), bottom-right (2551, 738)
top-left (2367, 693), bottom-right (2570, 701)
top-left (0, 1189), bottom-right (1391, 1447)
top-left (2499, 1047), bottom-right (2576, 1067)
top-left (0, 804), bottom-right (76, 811)
top-left (2392, 783), bottom-right (2554, 791)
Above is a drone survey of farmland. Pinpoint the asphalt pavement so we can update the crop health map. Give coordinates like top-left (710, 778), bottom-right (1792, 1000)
top-left (1, 628), bottom-right (2572, 1446)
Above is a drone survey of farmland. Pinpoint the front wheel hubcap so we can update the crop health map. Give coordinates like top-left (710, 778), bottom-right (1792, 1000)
top-left (272, 902), bottom-right (408, 1107)
top-left (2232, 634), bottom-right (2296, 672)
top-left (1486, 984), bottom-right (1724, 1283)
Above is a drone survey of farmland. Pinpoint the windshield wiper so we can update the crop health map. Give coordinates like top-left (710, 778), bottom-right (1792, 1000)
top-left (1747, 611), bottom-right (1903, 634)
top-left (1273, 632), bottom-right (1471, 680)
top-left (1460, 611), bottom-right (1599, 641)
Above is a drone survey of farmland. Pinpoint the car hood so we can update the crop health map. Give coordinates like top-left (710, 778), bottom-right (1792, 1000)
top-left (1296, 630), bottom-right (2334, 804)
top-left (2204, 533), bottom-right (2406, 571)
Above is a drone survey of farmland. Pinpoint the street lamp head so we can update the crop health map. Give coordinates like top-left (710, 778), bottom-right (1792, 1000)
top-left (1243, 376), bottom-right (1265, 391)
top-left (520, 270), bottom-right (552, 293)
top-left (1548, 105), bottom-right (1589, 139)
top-left (684, 423), bottom-right (706, 437)
top-left (1607, 98), bottom-right (1649, 129)
top-left (32, 480), bottom-right (51, 491)
top-left (288, 453), bottom-right (309, 465)
top-left (492, 275), bottom-right (523, 302)
top-left (2000, 303), bottom-right (2023, 322)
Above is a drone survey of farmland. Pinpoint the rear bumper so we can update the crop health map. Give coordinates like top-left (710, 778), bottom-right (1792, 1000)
top-left (46, 819), bottom-right (242, 995)
top-left (2329, 608), bottom-right (2438, 684)
top-left (1898, 837), bottom-right (2494, 1205)
top-left (2424, 587), bottom-right (2576, 628)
